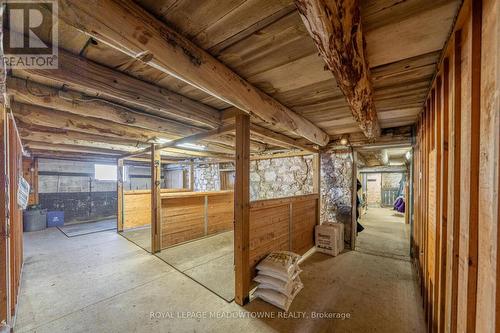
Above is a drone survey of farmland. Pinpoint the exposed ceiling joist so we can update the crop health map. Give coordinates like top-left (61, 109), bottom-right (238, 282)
top-left (7, 76), bottom-right (203, 137)
top-left (24, 140), bottom-right (234, 160)
top-left (295, 0), bottom-right (381, 139)
top-left (222, 108), bottom-right (318, 152)
top-left (11, 101), bottom-right (172, 143)
top-left (250, 124), bottom-right (318, 153)
top-left (15, 50), bottom-right (221, 129)
top-left (56, 0), bottom-right (329, 146)
top-left (17, 125), bottom-right (236, 157)
top-left (121, 124), bottom-right (235, 159)
top-left (9, 79), bottom-right (267, 153)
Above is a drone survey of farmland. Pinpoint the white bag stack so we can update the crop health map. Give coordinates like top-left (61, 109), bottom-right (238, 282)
top-left (252, 251), bottom-right (303, 311)
top-left (315, 222), bottom-right (344, 256)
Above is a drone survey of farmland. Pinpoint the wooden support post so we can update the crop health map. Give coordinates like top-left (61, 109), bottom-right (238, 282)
top-left (234, 113), bottom-right (250, 306)
top-left (0, 103), bottom-right (10, 325)
top-left (189, 162), bottom-right (194, 191)
top-left (117, 159), bottom-right (124, 232)
top-left (433, 76), bottom-right (442, 333)
top-left (466, 1), bottom-right (482, 331)
top-left (32, 158), bottom-right (38, 205)
top-left (450, 30), bottom-right (462, 333)
top-left (438, 58), bottom-right (450, 333)
top-left (351, 150), bottom-right (358, 250)
top-left (313, 153), bottom-right (321, 225)
top-left (151, 145), bottom-right (162, 253)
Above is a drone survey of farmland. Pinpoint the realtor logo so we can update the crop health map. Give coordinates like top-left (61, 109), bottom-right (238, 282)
top-left (2, 0), bottom-right (58, 68)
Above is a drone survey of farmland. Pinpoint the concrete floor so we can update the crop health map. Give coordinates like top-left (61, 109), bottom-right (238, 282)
top-left (155, 231), bottom-right (234, 301)
top-left (120, 228), bottom-right (234, 301)
top-left (356, 207), bottom-right (410, 260)
top-left (16, 224), bottom-right (425, 332)
top-left (120, 226), bottom-right (151, 252)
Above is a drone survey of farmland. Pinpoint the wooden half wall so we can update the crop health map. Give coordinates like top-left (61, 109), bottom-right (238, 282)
top-left (122, 189), bottom-right (234, 248)
top-left (249, 193), bottom-right (319, 281)
top-left (412, 0), bottom-right (499, 332)
top-left (160, 191), bottom-right (234, 249)
top-left (122, 189), bottom-right (189, 229)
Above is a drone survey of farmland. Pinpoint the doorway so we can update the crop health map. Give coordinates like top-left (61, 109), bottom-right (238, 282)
top-left (353, 146), bottom-right (412, 260)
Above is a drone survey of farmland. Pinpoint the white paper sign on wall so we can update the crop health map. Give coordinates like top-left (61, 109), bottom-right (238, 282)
top-left (17, 177), bottom-right (30, 210)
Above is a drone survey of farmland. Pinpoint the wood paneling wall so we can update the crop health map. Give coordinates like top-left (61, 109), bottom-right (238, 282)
top-left (0, 104), bottom-right (9, 324)
top-left (8, 115), bottom-right (23, 319)
top-left (122, 189), bottom-right (189, 229)
top-left (123, 189), bottom-right (234, 247)
top-left (160, 191), bottom-right (234, 249)
top-left (0, 111), bottom-right (24, 325)
top-left (248, 194), bottom-right (319, 281)
top-left (412, 0), bottom-right (499, 332)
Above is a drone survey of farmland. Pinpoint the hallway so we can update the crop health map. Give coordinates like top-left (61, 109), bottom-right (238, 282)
top-left (15, 228), bottom-right (425, 332)
top-left (356, 207), bottom-right (410, 261)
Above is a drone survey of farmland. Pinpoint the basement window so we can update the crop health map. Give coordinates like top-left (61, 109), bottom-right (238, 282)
top-left (94, 164), bottom-right (118, 181)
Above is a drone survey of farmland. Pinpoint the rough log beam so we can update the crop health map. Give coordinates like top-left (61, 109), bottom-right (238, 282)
top-left (7, 76), bottom-right (203, 137)
top-left (9, 79), bottom-right (267, 152)
top-left (295, 0), bottom-right (381, 139)
top-left (17, 122), bottom-right (236, 156)
top-left (250, 124), bottom-right (318, 153)
top-left (120, 124), bottom-right (235, 159)
top-left (12, 101), bottom-right (232, 156)
top-left (56, 0), bottom-right (329, 146)
top-left (23, 141), bottom-right (234, 159)
top-left (15, 50), bottom-right (221, 129)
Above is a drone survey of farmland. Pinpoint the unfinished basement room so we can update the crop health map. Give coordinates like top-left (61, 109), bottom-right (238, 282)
top-left (0, 0), bottom-right (498, 332)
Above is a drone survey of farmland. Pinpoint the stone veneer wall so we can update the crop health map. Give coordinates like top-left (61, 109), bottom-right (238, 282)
top-left (194, 163), bottom-right (220, 191)
top-left (320, 150), bottom-right (353, 223)
top-left (250, 155), bottom-right (313, 201)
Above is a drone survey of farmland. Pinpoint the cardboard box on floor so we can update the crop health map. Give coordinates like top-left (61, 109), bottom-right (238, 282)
top-left (315, 223), bottom-right (344, 256)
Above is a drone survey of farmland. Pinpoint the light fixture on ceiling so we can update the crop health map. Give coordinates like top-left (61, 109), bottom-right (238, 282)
top-left (177, 143), bottom-right (207, 151)
top-left (339, 135), bottom-right (349, 146)
top-left (156, 138), bottom-right (172, 144)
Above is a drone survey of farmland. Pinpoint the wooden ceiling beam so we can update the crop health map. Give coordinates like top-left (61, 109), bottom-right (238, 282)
top-left (24, 140), bottom-right (234, 160)
top-left (17, 122), bottom-right (235, 158)
top-left (9, 79), bottom-right (259, 153)
top-left (11, 101), bottom-right (171, 143)
top-left (15, 50), bottom-right (221, 129)
top-left (295, 0), bottom-right (381, 139)
top-left (7, 76), bottom-right (203, 137)
top-left (250, 123), bottom-right (318, 153)
top-left (121, 124), bottom-right (235, 159)
top-left (24, 141), bottom-right (124, 156)
top-left (56, 0), bottom-right (329, 146)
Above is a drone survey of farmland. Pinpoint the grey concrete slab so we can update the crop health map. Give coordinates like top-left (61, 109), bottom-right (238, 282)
top-left (16, 228), bottom-right (173, 332)
top-left (16, 221), bottom-right (425, 333)
top-left (57, 219), bottom-right (117, 237)
top-left (182, 252), bottom-right (235, 302)
top-left (155, 231), bottom-right (233, 271)
top-left (356, 207), bottom-right (411, 260)
top-left (155, 231), bottom-right (234, 302)
top-left (120, 227), bottom-right (151, 253)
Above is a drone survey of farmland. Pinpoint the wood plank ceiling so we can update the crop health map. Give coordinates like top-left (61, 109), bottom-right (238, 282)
top-left (8, 0), bottom-right (461, 158)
